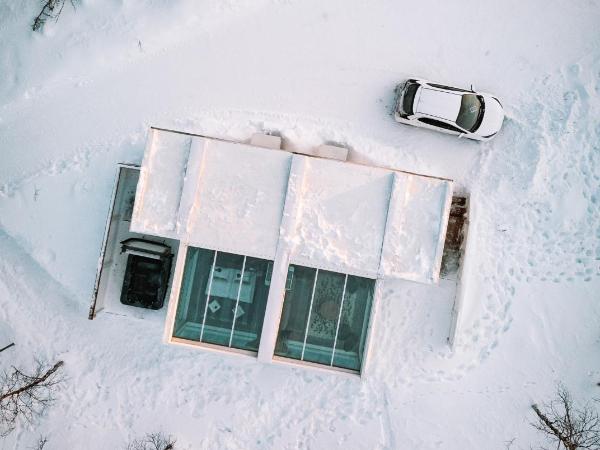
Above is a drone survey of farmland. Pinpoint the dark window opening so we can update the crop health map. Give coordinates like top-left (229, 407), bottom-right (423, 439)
top-left (456, 94), bottom-right (485, 132)
top-left (398, 81), bottom-right (419, 117)
top-left (418, 117), bottom-right (463, 133)
top-left (428, 83), bottom-right (468, 93)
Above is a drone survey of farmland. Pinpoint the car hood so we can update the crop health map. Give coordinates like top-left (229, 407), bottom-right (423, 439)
top-left (475, 96), bottom-right (504, 137)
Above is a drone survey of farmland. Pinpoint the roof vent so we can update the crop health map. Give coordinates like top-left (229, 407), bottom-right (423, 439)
top-left (314, 144), bottom-right (349, 161)
top-left (250, 133), bottom-right (282, 150)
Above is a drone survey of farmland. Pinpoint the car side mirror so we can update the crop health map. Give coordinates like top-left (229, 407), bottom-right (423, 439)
top-left (458, 133), bottom-right (465, 139)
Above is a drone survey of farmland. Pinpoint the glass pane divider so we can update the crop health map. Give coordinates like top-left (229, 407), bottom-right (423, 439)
top-left (228, 255), bottom-right (247, 347)
top-left (199, 250), bottom-right (218, 342)
top-left (300, 268), bottom-right (319, 361)
top-left (330, 273), bottom-right (348, 366)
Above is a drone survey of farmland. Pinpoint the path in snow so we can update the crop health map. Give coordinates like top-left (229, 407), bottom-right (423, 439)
top-left (0, 0), bottom-right (599, 448)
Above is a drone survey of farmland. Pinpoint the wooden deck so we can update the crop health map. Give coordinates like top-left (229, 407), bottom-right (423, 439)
top-left (440, 196), bottom-right (469, 280)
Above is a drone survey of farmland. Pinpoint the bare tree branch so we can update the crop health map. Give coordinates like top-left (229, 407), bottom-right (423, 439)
top-left (0, 360), bottom-right (64, 436)
top-left (531, 384), bottom-right (600, 450)
top-left (532, 403), bottom-right (576, 450)
top-left (0, 343), bottom-right (15, 354)
top-left (32, 0), bottom-right (78, 32)
top-left (126, 432), bottom-right (176, 450)
top-left (31, 435), bottom-right (49, 450)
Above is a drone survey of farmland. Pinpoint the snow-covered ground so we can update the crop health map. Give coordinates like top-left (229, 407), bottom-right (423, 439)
top-left (0, 0), bottom-right (599, 448)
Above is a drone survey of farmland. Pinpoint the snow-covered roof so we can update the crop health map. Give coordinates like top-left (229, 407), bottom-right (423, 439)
top-left (131, 128), bottom-right (453, 283)
top-left (131, 131), bottom-right (292, 260)
top-left (185, 139), bottom-right (292, 260)
top-left (291, 158), bottom-right (393, 278)
top-left (416, 87), bottom-right (462, 121)
top-left (380, 173), bottom-right (453, 282)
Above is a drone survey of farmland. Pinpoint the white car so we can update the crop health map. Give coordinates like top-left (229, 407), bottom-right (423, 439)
top-left (394, 78), bottom-right (504, 141)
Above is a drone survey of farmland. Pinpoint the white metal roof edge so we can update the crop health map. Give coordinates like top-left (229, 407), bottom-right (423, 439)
top-left (129, 128), bottom-right (156, 234)
top-left (177, 136), bottom-right (208, 236)
top-left (429, 180), bottom-right (454, 284)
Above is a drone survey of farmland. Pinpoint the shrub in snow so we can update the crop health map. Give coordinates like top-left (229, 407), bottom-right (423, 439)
top-left (126, 432), bottom-right (176, 450)
top-left (0, 360), bottom-right (64, 436)
top-left (32, 0), bottom-right (78, 32)
top-left (531, 384), bottom-right (600, 450)
top-left (31, 435), bottom-right (49, 450)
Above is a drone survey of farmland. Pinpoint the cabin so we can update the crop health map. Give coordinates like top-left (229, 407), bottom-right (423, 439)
top-left (90, 127), bottom-right (470, 376)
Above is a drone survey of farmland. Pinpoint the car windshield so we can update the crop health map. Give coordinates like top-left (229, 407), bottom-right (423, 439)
top-left (401, 82), bottom-right (419, 115)
top-left (456, 94), bottom-right (484, 132)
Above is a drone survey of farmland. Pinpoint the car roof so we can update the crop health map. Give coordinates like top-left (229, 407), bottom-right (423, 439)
top-left (415, 87), bottom-right (462, 122)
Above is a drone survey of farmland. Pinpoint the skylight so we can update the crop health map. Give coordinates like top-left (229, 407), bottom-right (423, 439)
top-left (172, 247), bottom-right (271, 353)
top-left (274, 265), bottom-right (374, 372)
